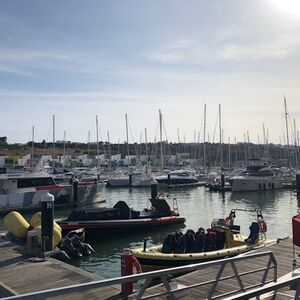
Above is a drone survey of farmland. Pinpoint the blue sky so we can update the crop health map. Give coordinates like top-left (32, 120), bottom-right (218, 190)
top-left (0, 0), bottom-right (300, 144)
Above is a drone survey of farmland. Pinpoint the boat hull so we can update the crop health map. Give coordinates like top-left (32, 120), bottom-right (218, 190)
top-left (230, 176), bottom-right (283, 192)
top-left (57, 216), bottom-right (186, 235)
top-left (133, 240), bottom-right (274, 272)
top-left (0, 181), bottom-right (100, 214)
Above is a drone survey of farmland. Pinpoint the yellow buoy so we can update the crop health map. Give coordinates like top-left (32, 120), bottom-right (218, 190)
top-left (30, 212), bottom-right (62, 232)
top-left (34, 225), bottom-right (62, 249)
top-left (3, 211), bottom-right (30, 239)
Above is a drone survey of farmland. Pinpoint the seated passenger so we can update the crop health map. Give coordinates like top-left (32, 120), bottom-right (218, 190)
top-left (174, 232), bottom-right (186, 254)
top-left (162, 234), bottom-right (176, 253)
top-left (193, 230), bottom-right (205, 253)
top-left (216, 230), bottom-right (226, 250)
top-left (205, 229), bottom-right (217, 251)
top-left (185, 230), bottom-right (196, 253)
top-left (245, 222), bottom-right (260, 244)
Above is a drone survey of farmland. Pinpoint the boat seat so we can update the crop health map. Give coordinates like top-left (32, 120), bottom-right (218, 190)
top-left (113, 201), bottom-right (131, 219)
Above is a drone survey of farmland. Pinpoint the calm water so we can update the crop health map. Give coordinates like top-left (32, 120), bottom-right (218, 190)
top-left (1, 186), bottom-right (299, 279)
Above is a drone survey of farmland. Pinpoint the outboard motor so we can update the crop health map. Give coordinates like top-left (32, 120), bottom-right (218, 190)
top-left (60, 229), bottom-right (95, 258)
top-left (245, 222), bottom-right (260, 244)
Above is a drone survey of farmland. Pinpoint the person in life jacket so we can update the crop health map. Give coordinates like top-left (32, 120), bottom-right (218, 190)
top-left (245, 222), bottom-right (260, 244)
top-left (174, 232), bottom-right (186, 254)
top-left (205, 229), bottom-right (217, 251)
top-left (162, 234), bottom-right (176, 253)
top-left (193, 228), bottom-right (206, 253)
top-left (185, 229), bottom-right (196, 253)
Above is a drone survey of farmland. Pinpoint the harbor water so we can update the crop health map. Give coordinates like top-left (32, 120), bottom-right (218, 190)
top-left (1, 186), bottom-right (299, 279)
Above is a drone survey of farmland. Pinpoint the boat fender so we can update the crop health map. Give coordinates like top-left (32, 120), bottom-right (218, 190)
top-left (258, 220), bottom-right (267, 233)
top-left (30, 212), bottom-right (62, 233)
top-left (3, 211), bottom-right (30, 240)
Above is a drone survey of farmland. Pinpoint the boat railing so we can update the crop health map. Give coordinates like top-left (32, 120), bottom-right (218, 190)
top-left (4, 250), bottom-right (277, 300)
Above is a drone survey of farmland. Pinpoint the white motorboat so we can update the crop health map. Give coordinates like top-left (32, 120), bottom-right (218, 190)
top-left (155, 169), bottom-right (200, 187)
top-left (0, 171), bottom-right (100, 213)
top-left (230, 165), bottom-right (283, 192)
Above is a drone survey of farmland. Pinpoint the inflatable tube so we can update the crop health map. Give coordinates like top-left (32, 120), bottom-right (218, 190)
top-left (4, 211), bottom-right (30, 239)
top-left (30, 212), bottom-right (62, 232)
top-left (34, 225), bottom-right (62, 248)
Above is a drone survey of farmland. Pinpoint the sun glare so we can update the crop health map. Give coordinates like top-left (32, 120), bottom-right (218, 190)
top-left (271, 0), bottom-right (300, 16)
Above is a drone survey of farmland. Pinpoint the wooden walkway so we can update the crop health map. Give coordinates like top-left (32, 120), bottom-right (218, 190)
top-left (0, 236), bottom-right (298, 299)
top-left (0, 237), bottom-right (121, 299)
top-left (140, 237), bottom-right (298, 299)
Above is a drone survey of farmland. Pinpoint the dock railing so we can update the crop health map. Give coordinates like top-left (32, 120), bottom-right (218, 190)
top-left (3, 251), bottom-right (277, 300)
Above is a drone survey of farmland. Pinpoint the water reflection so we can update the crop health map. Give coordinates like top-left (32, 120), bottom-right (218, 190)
top-left (229, 190), bottom-right (277, 210)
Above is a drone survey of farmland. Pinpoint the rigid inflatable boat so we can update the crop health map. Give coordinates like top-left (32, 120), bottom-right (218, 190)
top-left (132, 209), bottom-right (274, 272)
top-left (57, 195), bottom-right (185, 235)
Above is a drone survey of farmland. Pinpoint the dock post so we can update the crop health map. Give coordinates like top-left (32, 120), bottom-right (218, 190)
top-left (151, 180), bottom-right (158, 200)
top-left (296, 174), bottom-right (300, 193)
top-left (41, 193), bottom-right (54, 252)
top-left (221, 173), bottom-right (225, 191)
top-left (73, 179), bottom-right (79, 207)
top-left (167, 173), bottom-right (171, 186)
top-left (129, 173), bottom-right (132, 187)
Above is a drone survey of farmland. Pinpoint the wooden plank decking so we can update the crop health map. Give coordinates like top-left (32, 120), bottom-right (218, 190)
top-left (0, 237), bottom-right (121, 299)
top-left (0, 236), bottom-right (298, 299)
top-left (139, 237), bottom-right (298, 299)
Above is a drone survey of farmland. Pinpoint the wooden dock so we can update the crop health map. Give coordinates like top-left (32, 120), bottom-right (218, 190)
top-left (138, 237), bottom-right (298, 299)
top-left (0, 237), bottom-right (121, 299)
top-left (0, 236), bottom-right (299, 299)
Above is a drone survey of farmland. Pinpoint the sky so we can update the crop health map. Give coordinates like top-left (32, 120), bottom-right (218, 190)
top-left (0, 0), bottom-right (300, 145)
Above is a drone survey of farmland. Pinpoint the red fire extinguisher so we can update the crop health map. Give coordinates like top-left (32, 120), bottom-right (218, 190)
top-left (121, 248), bottom-right (142, 295)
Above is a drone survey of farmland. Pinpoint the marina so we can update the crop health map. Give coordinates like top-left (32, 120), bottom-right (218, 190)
top-left (0, 233), bottom-right (299, 299)
top-left (1, 1), bottom-right (300, 298)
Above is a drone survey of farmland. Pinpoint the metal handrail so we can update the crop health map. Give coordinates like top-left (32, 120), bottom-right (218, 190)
top-left (223, 274), bottom-right (300, 300)
top-left (3, 250), bottom-right (277, 300)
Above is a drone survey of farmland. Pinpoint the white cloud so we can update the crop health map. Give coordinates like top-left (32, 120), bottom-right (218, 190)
top-left (219, 34), bottom-right (300, 61)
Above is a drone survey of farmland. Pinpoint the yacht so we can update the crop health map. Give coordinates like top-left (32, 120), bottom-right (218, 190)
top-left (0, 171), bottom-right (100, 213)
top-left (155, 169), bottom-right (200, 187)
top-left (229, 165), bottom-right (283, 192)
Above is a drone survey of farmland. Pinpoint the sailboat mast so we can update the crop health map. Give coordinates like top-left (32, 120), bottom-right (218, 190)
top-left (159, 110), bottom-right (164, 172)
top-left (53, 115), bottom-right (55, 169)
top-left (63, 130), bottom-right (66, 167)
top-left (125, 113), bottom-right (130, 167)
top-left (96, 115), bottom-right (100, 170)
top-left (107, 131), bottom-right (111, 171)
top-left (284, 97), bottom-right (291, 168)
top-left (31, 125), bottom-right (34, 159)
top-left (203, 104), bottom-right (206, 171)
top-left (219, 104), bottom-right (223, 168)
top-left (88, 130), bottom-right (90, 166)
top-left (145, 128), bottom-right (148, 158)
